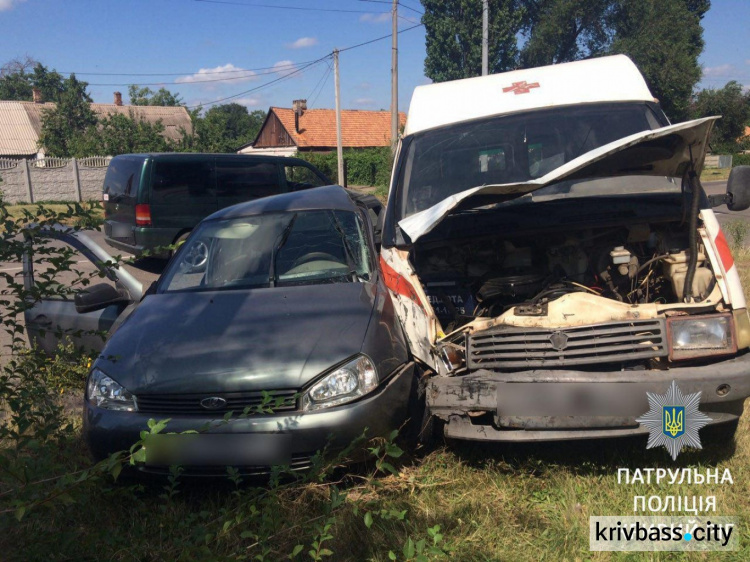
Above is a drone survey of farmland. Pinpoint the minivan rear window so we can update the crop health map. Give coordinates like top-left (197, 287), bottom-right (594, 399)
top-left (104, 157), bottom-right (143, 197)
top-left (216, 161), bottom-right (279, 198)
top-left (152, 160), bottom-right (214, 204)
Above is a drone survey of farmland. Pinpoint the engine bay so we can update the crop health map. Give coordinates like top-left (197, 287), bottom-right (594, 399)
top-left (413, 220), bottom-right (717, 333)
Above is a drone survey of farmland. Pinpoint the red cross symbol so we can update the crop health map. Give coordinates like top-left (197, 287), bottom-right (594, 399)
top-left (502, 81), bottom-right (540, 95)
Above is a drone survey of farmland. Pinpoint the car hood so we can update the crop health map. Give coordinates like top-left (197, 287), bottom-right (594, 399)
top-left (98, 283), bottom-right (377, 395)
top-left (398, 116), bottom-right (718, 243)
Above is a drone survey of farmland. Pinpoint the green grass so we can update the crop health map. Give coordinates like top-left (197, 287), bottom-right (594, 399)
top-left (701, 168), bottom-right (732, 182)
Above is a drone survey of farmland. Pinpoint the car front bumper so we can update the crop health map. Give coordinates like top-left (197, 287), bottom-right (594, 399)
top-left (427, 354), bottom-right (750, 442)
top-left (84, 362), bottom-right (415, 473)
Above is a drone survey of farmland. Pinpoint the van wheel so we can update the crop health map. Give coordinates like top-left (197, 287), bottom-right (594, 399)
top-left (171, 231), bottom-right (191, 259)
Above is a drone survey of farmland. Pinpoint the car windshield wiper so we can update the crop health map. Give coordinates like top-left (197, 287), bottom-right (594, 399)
top-left (327, 211), bottom-right (360, 282)
top-left (269, 214), bottom-right (297, 288)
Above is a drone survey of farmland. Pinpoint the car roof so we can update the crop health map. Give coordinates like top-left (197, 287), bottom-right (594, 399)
top-left (208, 184), bottom-right (357, 220)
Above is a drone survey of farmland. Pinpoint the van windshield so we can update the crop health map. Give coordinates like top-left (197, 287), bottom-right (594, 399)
top-left (397, 103), bottom-right (666, 218)
top-left (160, 210), bottom-right (372, 293)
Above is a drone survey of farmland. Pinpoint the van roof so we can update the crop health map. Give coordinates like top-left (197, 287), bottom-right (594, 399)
top-left (404, 55), bottom-right (654, 136)
top-left (111, 153), bottom-right (312, 165)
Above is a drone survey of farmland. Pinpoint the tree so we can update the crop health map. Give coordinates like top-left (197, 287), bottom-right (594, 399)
top-left (193, 104), bottom-right (266, 152)
top-left (37, 75), bottom-right (96, 157)
top-left (519, 0), bottom-right (615, 67)
top-left (691, 81), bottom-right (750, 152)
top-left (608, 0), bottom-right (707, 121)
top-left (0, 60), bottom-right (67, 103)
top-left (128, 85), bottom-right (184, 107)
top-left (76, 112), bottom-right (172, 156)
top-left (422, 0), bottom-right (522, 82)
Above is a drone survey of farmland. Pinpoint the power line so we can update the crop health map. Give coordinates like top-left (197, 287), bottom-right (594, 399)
top-left (339, 22), bottom-right (422, 53)
top-left (193, 0), bottom-right (389, 14)
top-left (55, 60), bottom-right (314, 77)
top-left (83, 64), bottom-right (313, 86)
top-left (358, 0), bottom-right (423, 15)
top-left (309, 62), bottom-right (333, 108)
top-left (187, 56), bottom-right (331, 109)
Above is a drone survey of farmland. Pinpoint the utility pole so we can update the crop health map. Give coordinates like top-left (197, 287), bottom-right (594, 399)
top-left (482, 0), bottom-right (489, 76)
top-left (333, 49), bottom-right (344, 185)
top-left (391, 0), bottom-right (398, 149)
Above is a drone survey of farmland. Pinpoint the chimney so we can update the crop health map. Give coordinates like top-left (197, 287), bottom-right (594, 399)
top-left (292, 99), bottom-right (307, 134)
top-left (114, 91), bottom-right (123, 106)
top-left (32, 88), bottom-right (42, 103)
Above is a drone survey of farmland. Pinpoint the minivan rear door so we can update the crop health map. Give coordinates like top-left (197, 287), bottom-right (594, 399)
top-left (103, 155), bottom-right (145, 247)
top-left (216, 158), bottom-right (284, 208)
top-left (23, 227), bottom-right (143, 353)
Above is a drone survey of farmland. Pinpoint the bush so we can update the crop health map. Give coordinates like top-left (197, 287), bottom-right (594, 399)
top-left (297, 147), bottom-right (393, 188)
top-left (733, 153), bottom-right (750, 167)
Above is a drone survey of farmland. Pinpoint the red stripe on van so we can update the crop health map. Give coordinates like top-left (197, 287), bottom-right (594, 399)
top-left (380, 256), bottom-right (424, 311)
top-left (714, 229), bottom-right (734, 272)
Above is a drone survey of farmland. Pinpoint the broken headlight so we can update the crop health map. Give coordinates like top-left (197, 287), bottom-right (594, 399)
top-left (667, 313), bottom-right (736, 360)
top-left (86, 368), bottom-right (138, 412)
top-left (301, 355), bottom-right (378, 411)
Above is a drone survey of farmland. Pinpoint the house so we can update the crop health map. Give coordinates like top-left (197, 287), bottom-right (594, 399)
top-left (238, 100), bottom-right (406, 156)
top-left (0, 91), bottom-right (192, 159)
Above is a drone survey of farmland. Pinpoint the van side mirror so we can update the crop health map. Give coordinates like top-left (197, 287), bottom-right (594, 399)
top-left (75, 284), bottom-right (130, 314)
top-left (727, 166), bottom-right (750, 212)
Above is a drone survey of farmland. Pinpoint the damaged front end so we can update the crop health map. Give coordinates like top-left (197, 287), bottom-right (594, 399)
top-left (382, 114), bottom-right (750, 442)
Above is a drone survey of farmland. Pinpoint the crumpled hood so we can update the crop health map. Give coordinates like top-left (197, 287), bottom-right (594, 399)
top-left (399, 116), bottom-right (718, 243)
top-left (97, 284), bottom-right (376, 395)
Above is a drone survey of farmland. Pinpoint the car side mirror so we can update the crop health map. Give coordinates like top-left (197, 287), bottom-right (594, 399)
top-left (75, 283), bottom-right (130, 314)
top-left (727, 166), bottom-right (750, 212)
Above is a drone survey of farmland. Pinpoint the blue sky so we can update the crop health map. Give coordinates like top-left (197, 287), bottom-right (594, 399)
top-left (0, 0), bottom-right (747, 115)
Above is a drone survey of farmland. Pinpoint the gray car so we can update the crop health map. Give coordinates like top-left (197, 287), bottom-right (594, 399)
top-left (25, 186), bottom-right (414, 474)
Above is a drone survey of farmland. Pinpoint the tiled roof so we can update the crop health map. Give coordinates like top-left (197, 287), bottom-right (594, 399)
top-left (0, 101), bottom-right (193, 156)
top-left (0, 101), bottom-right (40, 156)
top-left (269, 107), bottom-right (406, 148)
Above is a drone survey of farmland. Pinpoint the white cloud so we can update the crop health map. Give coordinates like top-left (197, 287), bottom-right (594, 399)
top-left (0, 0), bottom-right (26, 12)
top-left (702, 64), bottom-right (734, 78)
top-left (234, 97), bottom-right (263, 108)
top-left (175, 63), bottom-right (257, 85)
top-left (353, 98), bottom-right (376, 107)
top-left (359, 12), bottom-right (390, 23)
top-left (357, 81), bottom-right (373, 91)
top-left (286, 37), bottom-right (318, 49)
top-left (272, 60), bottom-right (299, 77)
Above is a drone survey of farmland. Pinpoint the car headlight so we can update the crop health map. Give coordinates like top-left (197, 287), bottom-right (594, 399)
top-left (86, 368), bottom-right (138, 412)
top-left (301, 355), bottom-right (378, 411)
top-left (668, 313), bottom-right (736, 360)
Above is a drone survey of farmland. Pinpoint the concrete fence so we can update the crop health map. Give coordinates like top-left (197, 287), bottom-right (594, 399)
top-left (0, 156), bottom-right (111, 204)
top-left (704, 154), bottom-right (733, 169)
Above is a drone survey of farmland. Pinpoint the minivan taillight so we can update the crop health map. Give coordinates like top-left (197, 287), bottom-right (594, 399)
top-left (135, 204), bottom-right (152, 226)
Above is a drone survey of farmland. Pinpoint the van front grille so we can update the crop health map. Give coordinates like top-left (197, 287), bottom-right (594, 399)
top-left (467, 319), bottom-right (667, 370)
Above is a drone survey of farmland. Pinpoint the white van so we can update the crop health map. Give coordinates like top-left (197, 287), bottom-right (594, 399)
top-left (381, 55), bottom-right (750, 443)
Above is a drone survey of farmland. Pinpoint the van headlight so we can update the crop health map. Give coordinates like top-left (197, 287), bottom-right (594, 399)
top-left (86, 368), bottom-right (138, 412)
top-left (668, 313), bottom-right (736, 360)
top-left (301, 355), bottom-right (378, 411)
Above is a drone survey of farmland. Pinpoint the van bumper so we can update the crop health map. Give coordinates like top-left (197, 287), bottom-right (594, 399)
top-left (104, 227), bottom-right (179, 258)
top-left (427, 353), bottom-right (750, 442)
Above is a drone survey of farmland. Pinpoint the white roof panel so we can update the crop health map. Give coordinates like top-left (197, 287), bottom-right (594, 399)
top-left (404, 55), bottom-right (654, 136)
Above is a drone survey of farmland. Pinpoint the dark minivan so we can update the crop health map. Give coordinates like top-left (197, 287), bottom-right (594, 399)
top-left (103, 153), bottom-right (331, 257)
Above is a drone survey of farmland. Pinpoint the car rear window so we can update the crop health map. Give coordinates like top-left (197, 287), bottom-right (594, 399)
top-left (151, 160), bottom-right (214, 204)
top-left (103, 157), bottom-right (144, 197)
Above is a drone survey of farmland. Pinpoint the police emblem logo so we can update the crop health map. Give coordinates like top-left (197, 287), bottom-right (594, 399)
top-left (636, 381), bottom-right (712, 460)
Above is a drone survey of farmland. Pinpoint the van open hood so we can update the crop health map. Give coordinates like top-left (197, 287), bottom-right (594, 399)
top-left (398, 116), bottom-right (718, 243)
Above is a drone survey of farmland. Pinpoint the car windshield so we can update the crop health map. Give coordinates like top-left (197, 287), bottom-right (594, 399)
top-left (160, 210), bottom-right (372, 293)
top-left (397, 102), bottom-right (666, 218)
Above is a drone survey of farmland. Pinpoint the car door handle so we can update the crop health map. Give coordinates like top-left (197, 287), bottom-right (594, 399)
top-left (32, 315), bottom-right (53, 327)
